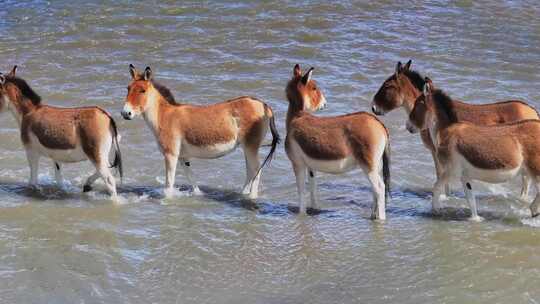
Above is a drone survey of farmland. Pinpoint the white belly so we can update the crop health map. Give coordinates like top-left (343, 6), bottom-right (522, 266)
top-left (289, 139), bottom-right (358, 174)
top-left (459, 155), bottom-right (521, 184)
top-left (303, 154), bottom-right (358, 174)
top-left (29, 133), bottom-right (87, 163)
top-left (181, 139), bottom-right (239, 159)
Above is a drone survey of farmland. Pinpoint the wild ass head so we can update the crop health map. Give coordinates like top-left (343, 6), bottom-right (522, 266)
top-left (406, 77), bottom-right (435, 133)
top-left (286, 64), bottom-right (327, 112)
top-left (122, 65), bottom-right (178, 120)
top-left (372, 60), bottom-right (425, 115)
top-left (122, 64), bottom-right (154, 120)
top-left (0, 66), bottom-right (41, 115)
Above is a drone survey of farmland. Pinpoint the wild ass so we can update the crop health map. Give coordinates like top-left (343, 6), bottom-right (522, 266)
top-left (372, 60), bottom-right (538, 198)
top-left (0, 66), bottom-right (122, 198)
top-left (407, 77), bottom-right (540, 221)
top-left (121, 65), bottom-right (279, 198)
top-left (285, 64), bottom-right (390, 219)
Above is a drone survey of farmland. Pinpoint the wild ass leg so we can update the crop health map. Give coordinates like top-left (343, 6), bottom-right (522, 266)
top-left (96, 160), bottom-right (117, 198)
top-left (461, 179), bottom-right (483, 222)
top-left (241, 145), bottom-right (261, 199)
top-left (421, 130), bottom-right (450, 197)
top-left (308, 169), bottom-right (319, 210)
top-left (520, 173), bottom-right (531, 201)
top-left (529, 178), bottom-right (540, 217)
top-left (292, 163), bottom-right (307, 215)
top-left (164, 153), bottom-right (179, 197)
top-left (367, 169), bottom-right (386, 220)
top-left (25, 148), bottom-right (40, 188)
top-left (83, 171), bottom-right (100, 192)
top-left (54, 162), bottom-right (64, 187)
top-left (180, 158), bottom-right (201, 195)
top-left (431, 174), bottom-right (449, 215)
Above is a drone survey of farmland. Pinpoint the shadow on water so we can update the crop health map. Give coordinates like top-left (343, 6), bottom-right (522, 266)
top-left (0, 181), bottom-right (530, 223)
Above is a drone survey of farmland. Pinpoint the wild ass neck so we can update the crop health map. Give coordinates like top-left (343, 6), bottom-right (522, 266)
top-left (9, 95), bottom-right (38, 126)
top-left (142, 87), bottom-right (173, 139)
top-left (402, 75), bottom-right (424, 114)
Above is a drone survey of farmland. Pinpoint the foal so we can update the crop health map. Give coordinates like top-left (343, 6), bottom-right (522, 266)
top-left (122, 65), bottom-right (279, 198)
top-left (285, 64), bottom-right (390, 219)
top-left (0, 66), bottom-right (122, 197)
top-left (372, 60), bottom-right (538, 198)
top-left (407, 77), bottom-right (540, 220)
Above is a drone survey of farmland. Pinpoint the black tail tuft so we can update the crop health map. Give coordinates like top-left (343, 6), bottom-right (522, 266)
top-left (109, 116), bottom-right (123, 184)
top-left (248, 103), bottom-right (281, 188)
top-left (382, 139), bottom-right (391, 201)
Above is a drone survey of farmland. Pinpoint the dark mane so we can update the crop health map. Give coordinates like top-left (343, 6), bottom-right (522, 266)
top-left (151, 80), bottom-right (178, 105)
top-left (431, 89), bottom-right (457, 123)
top-left (403, 70), bottom-right (426, 92)
top-left (5, 76), bottom-right (41, 105)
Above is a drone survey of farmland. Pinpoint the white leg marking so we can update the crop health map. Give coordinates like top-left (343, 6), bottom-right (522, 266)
top-left (293, 164), bottom-right (307, 215)
top-left (308, 169), bottom-right (319, 210)
top-left (432, 178), bottom-right (447, 214)
top-left (164, 153), bottom-right (179, 198)
top-left (181, 158), bottom-right (202, 195)
top-left (97, 161), bottom-right (118, 199)
top-left (54, 162), bottom-right (64, 187)
top-left (26, 149), bottom-right (40, 187)
top-left (241, 147), bottom-right (261, 199)
top-left (529, 179), bottom-right (540, 217)
top-left (367, 170), bottom-right (386, 220)
top-left (461, 180), bottom-right (483, 222)
top-left (520, 173), bottom-right (531, 201)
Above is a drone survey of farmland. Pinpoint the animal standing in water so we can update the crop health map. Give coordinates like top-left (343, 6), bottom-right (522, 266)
top-left (285, 64), bottom-right (391, 219)
top-left (122, 65), bottom-right (279, 198)
top-left (407, 77), bottom-right (540, 220)
top-left (372, 60), bottom-right (538, 199)
top-left (0, 66), bottom-right (122, 199)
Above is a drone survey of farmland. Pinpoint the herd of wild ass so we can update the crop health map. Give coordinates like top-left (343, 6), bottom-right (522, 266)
top-left (0, 61), bottom-right (538, 221)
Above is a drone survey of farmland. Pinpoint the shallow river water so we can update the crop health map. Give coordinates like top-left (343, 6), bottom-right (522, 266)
top-left (1, 1), bottom-right (540, 303)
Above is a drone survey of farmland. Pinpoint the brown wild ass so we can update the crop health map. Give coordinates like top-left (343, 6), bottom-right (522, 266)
top-left (0, 66), bottom-right (122, 198)
top-left (407, 77), bottom-right (540, 221)
top-left (285, 64), bottom-right (390, 219)
top-left (122, 65), bottom-right (279, 198)
top-left (372, 60), bottom-right (538, 198)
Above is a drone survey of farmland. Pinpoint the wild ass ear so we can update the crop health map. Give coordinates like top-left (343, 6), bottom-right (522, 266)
top-left (293, 64), bottom-right (302, 77)
top-left (129, 64), bottom-right (138, 80)
top-left (8, 65), bottom-right (17, 78)
top-left (423, 77), bottom-right (433, 95)
top-left (301, 67), bottom-right (314, 85)
top-left (403, 60), bottom-right (412, 71)
top-left (143, 67), bottom-right (152, 81)
top-left (0, 74), bottom-right (5, 85)
top-left (395, 61), bottom-right (402, 75)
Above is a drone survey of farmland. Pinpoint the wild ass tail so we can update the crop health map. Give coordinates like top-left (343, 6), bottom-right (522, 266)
top-left (99, 108), bottom-right (123, 184)
top-left (382, 137), bottom-right (391, 201)
top-left (109, 117), bottom-right (123, 184)
top-left (249, 103), bottom-right (281, 187)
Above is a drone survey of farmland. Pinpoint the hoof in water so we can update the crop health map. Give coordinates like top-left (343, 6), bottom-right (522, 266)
top-left (192, 187), bottom-right (203, 196)
top-left (432, 208), bottom-right (442, 217)
top-left (83, 185), bottom-right (92, 192)
top-left (468, 215), bottom-right (484, 222)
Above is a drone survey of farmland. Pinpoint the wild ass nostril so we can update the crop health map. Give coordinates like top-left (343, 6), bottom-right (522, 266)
top-left (121, 110), bottom-right (132, 120)
top-left (372, 105), bottom-right (383, 116)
